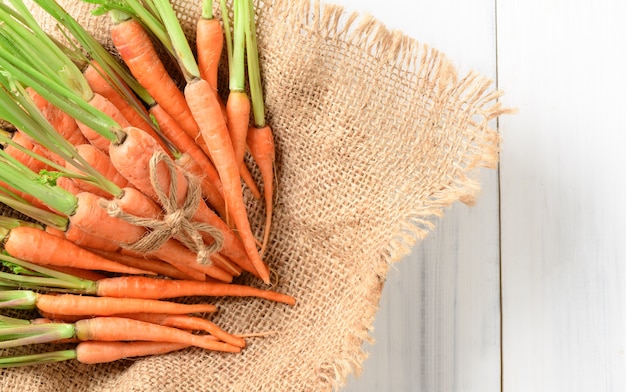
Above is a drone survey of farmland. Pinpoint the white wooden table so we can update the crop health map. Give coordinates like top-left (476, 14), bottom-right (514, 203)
top-left (334, 0), bottom-right (626, 390)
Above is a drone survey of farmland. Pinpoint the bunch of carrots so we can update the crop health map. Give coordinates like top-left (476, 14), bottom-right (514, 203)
top-left (0, 0), bottom-right (286, 367)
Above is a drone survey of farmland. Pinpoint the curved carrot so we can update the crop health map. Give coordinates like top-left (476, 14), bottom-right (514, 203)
top-left (246, 125), bottom-right (275, 255)
top-left (3, 226), bottom-right (156, 276)
top-left (74, 317), bottom-right (239, 352)
top-left (113, 313), bottom-right (245, 348)
top-left (75, 341), bottom-right (189, 364)
top-left (95, 275), bottom-right (296, 306)
top-left (110, 17), bottom-right (211, 157)
top-left (35, 293), bottom-right (217, 316)
top-left (185, 78), bottom-right (270, 283)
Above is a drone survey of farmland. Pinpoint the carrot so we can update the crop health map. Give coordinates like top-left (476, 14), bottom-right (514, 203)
top-left (26, 87), bottom-right (88, 146)
top-left (73, 317), bottom-right (239, 352)
top-left (34, 293), bottom-right (217, 316)
top-left (76, 93), bottom-right (131, 154)
top-left (246, 125), bottom-right (275, 255)
top-left (110, 17), bottom-right (212, 158)
top-left (95, 276), bottom-right (296, 306)
top-left (69, 191), bottom-right (221, 282)
top-left (70, 144), bottom-right (130, 189)
top-left (149, 104), bottom-right (226, 213)
top-left (197, 2), bottom-right (223, 91)
top-left (61, 223), bottom-right (121, 253)
top-left (226, 93), bottom-right (250, 168)
top-left (110, 186), bottom-right (239, 277)
top-left (75, 341), bottom-right (189, 364)
top-left (3, 131), bottom-right (54, 175)
top-left (185, 78), bottom-right (270, 283)
top-left (112, 313), bottom-right (246, 348)
top-left (108, 127), bottom-right (255, 277)
top-left (2, 226), bottom-right (156, 276)
top-left (82, 62), bottom-right (154, 134)
top-left (85, 247), bottom-right (197, 281)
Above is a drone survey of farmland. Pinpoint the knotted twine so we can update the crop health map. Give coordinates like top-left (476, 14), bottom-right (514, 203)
top-left (100, 151), bottom-right (224, 265)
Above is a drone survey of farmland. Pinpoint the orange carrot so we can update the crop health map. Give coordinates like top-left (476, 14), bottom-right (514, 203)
top-left (110, 18), bottom-right (212, 158)
top-left (185, 78), bottom-right (270, 283)
top-left (226, 91), bottom-right (251, 167)
top-left (69, 191), bottom-right (219, 282)
top-left (26, 87), bottom-right (88, 146)
top-left (76, 93), bottom-right (131, 154)
top-left (34, 293), bottom-right (217, 316)
top-left (3, 131), bottom-right (54, 174)
top-left (111, 186), bottom-right (238, 277)
top-left (95, 276), bottom-right (296, 306)
top-left (70, 144), bottom-right (130, 189)
top-left (246, 124), bottom-right (275, 254)
top-left (61, 223), bottom-right (121, 253)
top-left (3, 226), bottom-right (156, 275)
top-left (149, 104), bottom-right (225, 214)
top-left (73, 317), bottom-right (239, 352)
top-left (108, 127), bottom-right (255, 277)
top-left (75, 341), bottom-right (189, 364)
top-left (85, 247), bottom-right (197, 281)
top-left (83, 62), bottom-right (154, 134)
top-left (197, 16), bottom-right (223, 91)
top-left (112, 313), bottom-right (245, 348)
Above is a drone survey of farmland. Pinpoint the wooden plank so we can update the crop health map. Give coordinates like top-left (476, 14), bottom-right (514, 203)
top-left (498, 0), bottom-right (626, 390)
top-left (331, 1), bottom-right (502, 390)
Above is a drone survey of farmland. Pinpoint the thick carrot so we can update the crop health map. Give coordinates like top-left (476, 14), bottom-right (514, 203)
top-left (185, 78), bottom-right (270, 283)
top-left (75, 341), bottom-right (189, 364)
top-left (74, 317), bottom-right (239, 352)
top-left (113, 313), bottom-right (245, 348)
top-left (110, 17), bottom-right (211, 157)
top-left (246, 125), bottom-right (275, 255)
top-left (95, 276), bottom-right (296, 306)
top-left (108, 127), bottom-right (255, 277)
top-left (112, 186), bottom-right (238, 277)
top-left (26, 87), bottom-right (88, 146)
top-left (69, 191), bottom-right (218, 282)
top-left (76, 93), bottom-right (131, 154)
top-left (35, 293), bottom-right (217, 316)
top-left (3, 226), bottom-right (156, 276)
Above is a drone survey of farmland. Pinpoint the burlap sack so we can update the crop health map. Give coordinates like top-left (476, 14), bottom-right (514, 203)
top-left (0, 0), bottom-right (510, 390)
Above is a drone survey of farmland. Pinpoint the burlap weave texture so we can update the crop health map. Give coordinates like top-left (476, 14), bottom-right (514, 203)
top-left (0, 0), bottom-right (509, 390)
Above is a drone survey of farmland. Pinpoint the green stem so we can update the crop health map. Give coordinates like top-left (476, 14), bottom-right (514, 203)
top-left (0, 194), bottom-right (69, 231)
top-left (202, 0), bottom-right (214, 20)
top-left (0, 350), bottom-right (76, 368)
top-left (152, 0), bottom-right (200, 82)
top-left (220, 0), bottom-right (234, 79)
top-left (0, 323), bottom-right (76, 349)
top-left (245, 0), bottom-right (266, 127)
top-left (230, 0), bottom-right (246, 92)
